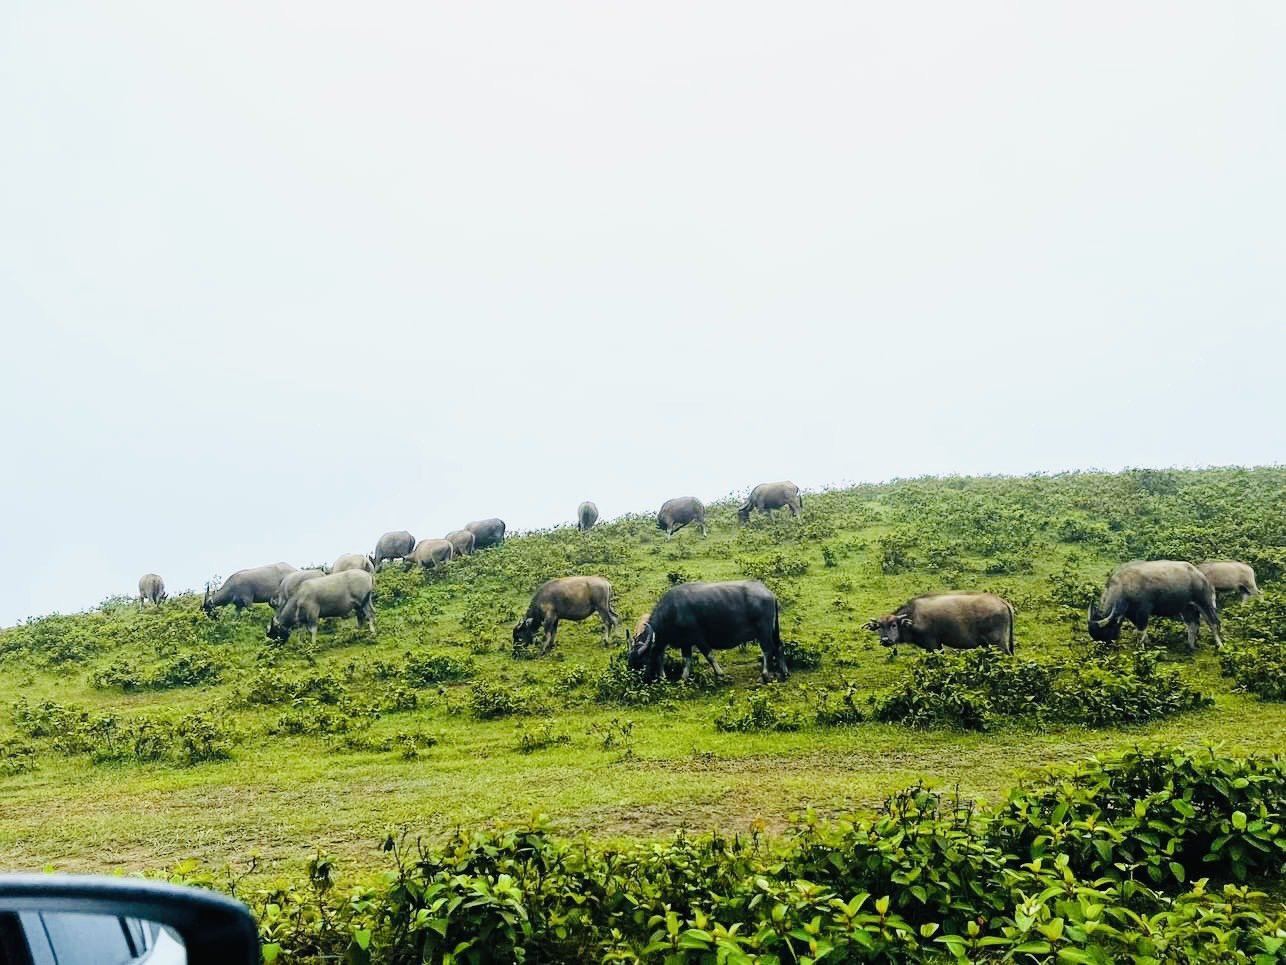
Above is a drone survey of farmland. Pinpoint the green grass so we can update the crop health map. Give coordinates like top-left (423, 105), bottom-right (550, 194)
top-left (1, 466), bottom-right (1283, 879)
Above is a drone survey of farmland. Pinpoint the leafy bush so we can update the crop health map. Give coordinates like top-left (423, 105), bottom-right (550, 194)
top-left (713, 691), bottom-right (801, 732)
top-left (271, 700), bottom-right (371, 736)
top-left (515, 720), bottom-right (571, 753)
top-left (400, 651), bottom-right (476, 687)
top-left (811, 682), bottom-right (867, 726)
top-left (1221, 643), bottom-right (1286, 701)
top-left (593, 654), bottom-right (720, 707)
top-left (0, 740), bottom-right (38, 776)
top-left (469, 681), bottom-right (539, 720)
top-left (93, 655), bottom-right (221, 691)
top-left (780, 638), bottom-right (822, 670)
top-left (158, 746), bottom-right (1284, 964)
top-left (872, 649), bottom-right (1212, 731)
top-left (12, 700), bottom-right (235, 766)
top-left (737, 550), bottom-right (809, 583)
top-left (240, 670), bottom-right (347, 706)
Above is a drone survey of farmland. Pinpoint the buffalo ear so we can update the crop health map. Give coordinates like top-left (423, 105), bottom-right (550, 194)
top-left (861, 619), bottom-right (879, 632)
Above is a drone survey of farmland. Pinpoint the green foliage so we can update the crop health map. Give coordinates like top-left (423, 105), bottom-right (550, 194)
top-left (714, 691), bottom-right (802, 732)
top-left (11, 699), bottom-right (234, 765)
top-left (93, 654), bottom-right (222, 691)
top-left (515, 719), bottom-right (570, 753)
top-left (0, 740), bottom-right (38, 776)
top-left (158, 746), bottom-right (1284, 964)
top-left (811, 681), bottom-right (867, 726)
top-left (469, 681), bottom-right (539, 720)
top-left (872, 648), bottom-right (1213, 730)
top-left (240, 669), bottom-right (348, 706)
top-left (736, 550), bottom-right (810, 583)
top-left (271, 699), bottom-right (373, 736)
top-left (399, 650), bottom-right (476, 687)
top-left (779, 638), bottom-right (822, 670)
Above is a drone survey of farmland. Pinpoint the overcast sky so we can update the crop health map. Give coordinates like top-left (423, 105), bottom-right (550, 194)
top-left (2, 2), bottom-right (1283, 624)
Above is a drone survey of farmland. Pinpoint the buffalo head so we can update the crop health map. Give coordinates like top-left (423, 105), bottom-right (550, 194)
top-left (625, 624), bottom-right (660, 679)
top-left (862, 613), bottom-right (912, 649)
top-left (202, 584), bottom-right (217, 620)
top-left (1087, 602), bottom-right (1122, 643)
top-left (512, 616), bottom-right (539, 647)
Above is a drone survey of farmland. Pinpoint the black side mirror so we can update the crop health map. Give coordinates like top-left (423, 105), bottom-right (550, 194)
top-left (0, 874), bottom-right (259, 965)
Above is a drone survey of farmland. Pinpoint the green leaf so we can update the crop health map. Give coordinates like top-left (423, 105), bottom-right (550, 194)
top-left (1232, 810), bottom-right (1247, 830)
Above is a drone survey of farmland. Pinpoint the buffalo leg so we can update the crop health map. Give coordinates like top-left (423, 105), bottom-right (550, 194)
top-left (702, 649), bottom-right (726, 679)
top-left (680, 646), bottom-right (693, 681)
top-left (598, 608), bottom-right (615, 646)
top-left (542, 618), bottom-right (559, 654)
top-left (309, 625), bottom-right (319, 649)
top-left (1182, 610), bottom-right (1200, 654)
top-left (1198, 601), bottom-right (1222, 648)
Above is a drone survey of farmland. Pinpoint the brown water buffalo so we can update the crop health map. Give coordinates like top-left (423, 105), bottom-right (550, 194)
top-left (627, 580), bottom-right (786, 683)
top-left (1088, 560), bottom-right (1221, 652)
top-left (410, 538), bottom-right (455, 568)
top-left (203, 562), bottom-right (297, 618)
top-left (1197, 561), bottom-right (1260, 603)
top-left (513, 576), bottom-right (620, 653)
top-left (657, 497), bottom-right (707, 537)
top-left (267, 570), bottom-right (375, 646)
top-left (138, 573), bottom-right (166, 607)
top-left (578, 501), bottom-right (599, 532)
top-left (863, 592), bottom-right (1015, 657)
top-left (738, 481), bottom-right (803, 522)
top-left (446, 529), bottom-right (476, 556)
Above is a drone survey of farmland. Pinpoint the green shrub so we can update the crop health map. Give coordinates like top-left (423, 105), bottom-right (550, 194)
top-left (158, 746), bottom-right (1285, 965)
top-left (469, 681), bottom-right (538, 720)
top-left (872, 649), bottom-right (1212, 731)
top-left (593, 654), bottom-right (720, 707)
top-left (780, 638), bottom-right (822, 670)
top-left (1221, 642), bottom-right (1286, 701)
top-left (401, 651), bottom-right (476, 687)
top-left (811, 682), bottom-right (867, 726)
top-left (515, 720), bottom-right (570, 753)
top-left (240, 670), bottom-right (348, 706)
top-left (0, 740), bottom-right (38, 776)
top-left (93, 655), bottom-right (221, 691)
top-left (737, 550), bottom-right (809, 583)
top-left (713, 691), bottom-right (801, 732)
top-left (12, 700), bottom-right (234, 766)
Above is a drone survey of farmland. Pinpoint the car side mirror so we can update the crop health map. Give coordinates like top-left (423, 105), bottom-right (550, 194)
top-left (0, 874), bottom-right (259, 965)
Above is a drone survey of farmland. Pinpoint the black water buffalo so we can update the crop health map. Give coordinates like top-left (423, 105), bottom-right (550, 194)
top-left (267, 570), bottom-right (375, 646)
top-left (657, 497), bottom-right (707, 538)
top-left (578, 501), bottom-right (599, 532)
top-left (513, 576), bottom-right (619, 653)
top-left (446, 529), bottom-right (476, 556)
top-left (1088, 560), bottom-right (1222, 652)
top-left (627, 580), bottom-right (786, 683)
top-left (466, 518), bottom-right (506, 549)
top-left (1197, 561), bottom-right (1260, 603)
top-left (203, 562), bottom-right (297, 618)
top-left (372, 530), bottom-right (416, 569)
top-left (409, 538), bottom-right (454, 568)
top-left (270, 569), bottom-right (326, 609)
top-left (331, 553), bottom-right (375, 575)
top-left (138, 573), bottom-right (166, 607)
top-left (863, 592), bottom-right (1014, 657)
top-left (737, 481), bottom-right (803, 522)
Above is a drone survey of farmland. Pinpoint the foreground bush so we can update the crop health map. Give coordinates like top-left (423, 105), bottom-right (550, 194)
top-left (1221, 591), bottom-right (1286, 701)
top-left (871, 648), bottom-right (1213, 731)
top-left (162, 746), bottom-right (1284, 964)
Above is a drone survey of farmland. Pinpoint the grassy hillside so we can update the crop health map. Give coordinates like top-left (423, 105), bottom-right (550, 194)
top-left (0, 466), bottom-right (1282, 879)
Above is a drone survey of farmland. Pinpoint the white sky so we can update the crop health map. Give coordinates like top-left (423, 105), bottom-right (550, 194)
top-left (2, 2), bottom-right (1283, 624)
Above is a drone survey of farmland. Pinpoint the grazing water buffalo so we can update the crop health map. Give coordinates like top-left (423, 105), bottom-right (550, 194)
top-left (578, 501), bottom-right (599, 532)
top-left (410, 538), bottom-right (455, 568)
top-left (267, 570), bottom-right (375, 646)
top-left (863, 592), bottom-right (1014, 657)
top-left (1197, 561), bottom-right (1260, 603)
top-left (446, 529), bottom-right (476, 557)
top-left (331, 553), bottom-right (375, 575)
top-left (627, 580), bottom-right (786, 683)
top-left (738, 481), bottom-right (803, 522)
top-left (466, 518), bottom-right (506, 549)
top-left (1088, 560), bottom-right (1221, 652)
top-left (138, 574), bottom-right (166, 607)
top-left (203, 562), bottom-right (297, 618)
top-left (513, 576), bottom-right (620, 653)
top-left (372, 531), bottom-right (416, 569)
top-left (657, 497), bottom-right (707, 538)
top-left (270, 569), bottom-right (326, 609)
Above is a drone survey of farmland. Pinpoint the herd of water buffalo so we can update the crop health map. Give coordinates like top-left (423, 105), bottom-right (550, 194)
top-left (133, 480), bottom-right (1263, 682)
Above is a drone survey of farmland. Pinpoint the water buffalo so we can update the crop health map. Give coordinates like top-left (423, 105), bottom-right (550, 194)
top-left (466, 518), bottom-right (506, 549)
top-left (657, 497), bottom-right (707, 538)
top-left (372, 530), bottom-right (416, 569)
top-left (738, 481), bottom-right (803, 522)
top-left (1088, 560), bottom-right (1222, 652)
top-left (409, 538), bottom-right (455, 568)
top-left (626, 580), bottom-right (786, 683)
top-left (513, 576), bottom-right (620, 653)
top-left (203, 562), bottom-right (297, 618)
top-left (446, 529), bottom-right (476, 556)
top-left (863, 592), bottom-right (1014, 657)
top-left (138, 574), bottom-right (166, 607)
top-left (267, 570), bottom-right (375, 646)
top-left (270, 569), bottom-right (326, 609)
top-left (1197, 561), bottom-right (1260, 603)
top-left (331, 553), bottom-right (375, 575)
top-left (578, 501), bottom-right (599, 532)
